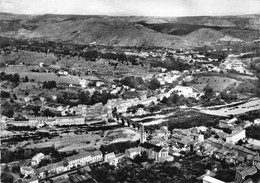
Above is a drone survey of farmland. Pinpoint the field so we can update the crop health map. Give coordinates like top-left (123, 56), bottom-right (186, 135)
top-left (191, 75), bottom-right (241, 92)
top-left (22, 132), bottom-right (101, 152)
top-left (11, 127), bottom-right (140, 153)
top-left (3, 65), bottom-right (97, 84)
top-left (103, 128), bottom-right (140, 144)
top-left (131, 113), bottom-right (173, 126)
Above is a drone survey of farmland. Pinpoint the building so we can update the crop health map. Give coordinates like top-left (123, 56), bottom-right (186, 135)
top-left (67, 151), bottom-right (91, 169)
top-left (36, 161), bottom-right (67, 179)
top-left (235, 166), bottom-right (258, 183)
top-left (253, 156), bottom-right (260, 166)
top-left (31, 153), bottom-right (45, 166)
top-left (54, 116), bottom-right (85, 126)
top-left (79, 79), bottom-right (87, 88)
top-left (139, 142), bottom-right (171, 162)
top-left (89, 150), bottom-right (103, 163)
top-left (219, 118), bottom-right (237, 128)
top-left (172, 85), bottom-right (201, 98)
top-left (104, 152), bottom-right (118, 166)
top-left (226, 129), bottom-right (246, 143)
top-left (140, 124), bottom-right (146, 143)
top-left (202, 175), bottom-right (225, 183)
top-left (20, 166), bottom-right (35, 176)
top-left (26, 175), bottom-right (39, 183)
top-left (125, 148), bottom-right (140, 159)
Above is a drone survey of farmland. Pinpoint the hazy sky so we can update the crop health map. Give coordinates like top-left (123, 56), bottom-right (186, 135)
top-left (0, 0), bottom-right (260, 16)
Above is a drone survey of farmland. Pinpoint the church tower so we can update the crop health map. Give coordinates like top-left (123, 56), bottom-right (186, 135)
top-left (140, 124), bottom-right (146, 143)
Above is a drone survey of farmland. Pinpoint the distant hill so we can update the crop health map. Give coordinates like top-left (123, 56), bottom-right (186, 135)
top-left (0, 13), bottom-right (259, 48)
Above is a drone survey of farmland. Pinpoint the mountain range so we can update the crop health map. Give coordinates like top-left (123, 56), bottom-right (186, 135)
top-left (0, 13), bottom-right (259, 48)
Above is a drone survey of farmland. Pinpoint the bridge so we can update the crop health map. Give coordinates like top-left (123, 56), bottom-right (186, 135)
top-left (112, 113), bottom-right (155, 133)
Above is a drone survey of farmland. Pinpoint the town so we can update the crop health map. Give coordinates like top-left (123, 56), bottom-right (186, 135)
top-left (1, 8), bottom-right (260, 183)
top-left (1, 38), bottom-right (260, 183)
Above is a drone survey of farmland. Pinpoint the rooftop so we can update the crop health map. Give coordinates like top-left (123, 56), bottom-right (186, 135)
top-left (202, 176), bottom-right (225, 183)
top-left (239, 166), bottom-right (257, 178)
top-left (139, 142), bottom-right (163, 153)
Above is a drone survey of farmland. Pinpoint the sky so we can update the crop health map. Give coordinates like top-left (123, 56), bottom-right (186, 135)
top-left (0, 0), bottom-right (260, 17)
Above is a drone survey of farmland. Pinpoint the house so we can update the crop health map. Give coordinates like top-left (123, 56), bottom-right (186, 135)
top-left (24, 96), bottom-right (32, 103)
top-left (104, 152), bottom-right (118, 166)
top-left (89, 150), bottom-right (103, 163)
top-left (20, 166), bottom-right (34, 176)
top-left (79, 79), bottom-right (87, 88)
top-left (139, 142), bottom-right (170, 162)
top-left (172, 85), bottom-right (201, 98)
top-left (36, 161), bottom-right (67, 179)
top-left (222, 142), bottom-right (234, 151)
top-left (39, 97), bottom-right (45, 102)
top-left (25, 175), bottom-right (39, 183)
top-left (202, 175), bottom-right (225, 183)
top-left (253, 156), bottom-right (260, 166)
top-left (96, 81), bottom-right (104, 87)
top-left (51, 95), bottom-right (57, 101)
top-left (20, 166), bottom-right (35, 176)
top-left (6, 120), bottom-right (30, 127)
top-left (31, 153), bottom-right (45, 166)
top-left (226, 129), bottom-right (246, 143)
top-left (125, 148), bottom-right (140, 159)
top-left (208, 137), bottom-right (224, 149)
top-left (235, 166), bottom-right (258, 183)
top-left (67, 151), bottom-right (91, 169)
top-left (219, 118), bottom-right (237, 128)
top-left (54, 116), bottom-right (85, 126)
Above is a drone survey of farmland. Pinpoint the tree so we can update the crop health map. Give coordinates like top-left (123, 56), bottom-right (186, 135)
top-left (11, 165), bottom-right (20, 173)
top-left (78, 91), bottom-right (91, 105)
top-left (1, 91), bottom-right (10, 98)
top-left (134, 151), bottom-right (148, 164)
top-left (2, 109), bottom-right (14, 118)
top-left (1, 172), bottom-right (14, 183)
top-left (43, 81), bottom-right (57, 89)
top-left (12, 73), bottom-right (20, 82)
top-left (13, 93), bottom-right (17, 100)
top-left (202, 86), bottom-right (215, 100)
top-left (0, 71), bottom-right (6, 81)
top-left (32, 106), bottom-right (41, 115)
top-left (148, 78), bottom-right (161, 90)
top-left (121, 76), bottom-right (144, 89)
top-left (24, 76), bottom-right (29, 82)
top-left (43, 109), bottom-right (55, 117)
top-left (63, 159), bottom-right (69, 167)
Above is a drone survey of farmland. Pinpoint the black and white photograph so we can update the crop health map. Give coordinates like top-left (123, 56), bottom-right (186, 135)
top-left (0, 0), bottom-right (260, 182)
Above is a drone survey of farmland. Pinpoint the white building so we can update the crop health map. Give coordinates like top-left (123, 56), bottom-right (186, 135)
top-left (67, 151), bottom-right (91, 169)
top-left (89, 150), bottom-right (103, 163)
top-left (125, 148), bottom-right (140, 159)
top-left (173, 85), bottom-right (201, 98)
top-left (202, 176), bottom-right (225, 183)
top-left (54, 116), bottom-right (85, 126)
top-left (31, 153), bottom-right (45, 166)
top-left (79, 79), bottom-right (87, 88)
top-left (20, 166), bottom-right (35, 176)
top-left (104, 152), bottom-right (118, 166)
top-left (138, 142), bottom-right (172, 162)
top-left (226, 129), bottom-right (246, 143)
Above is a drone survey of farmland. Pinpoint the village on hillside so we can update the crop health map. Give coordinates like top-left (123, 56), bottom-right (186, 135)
top-left (1, 40), bottom-right (260, 183)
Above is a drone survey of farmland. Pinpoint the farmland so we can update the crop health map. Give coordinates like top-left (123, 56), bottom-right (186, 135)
top-left (191, 75), bottom-right (241, 92)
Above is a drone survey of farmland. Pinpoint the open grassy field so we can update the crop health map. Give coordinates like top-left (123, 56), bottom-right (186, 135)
top-left (23, 132), bottom-right (101, 152)
top-left (16, 127), bottom-right (139, 153)
top-left (191, 75), bottom-right (242, 92)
